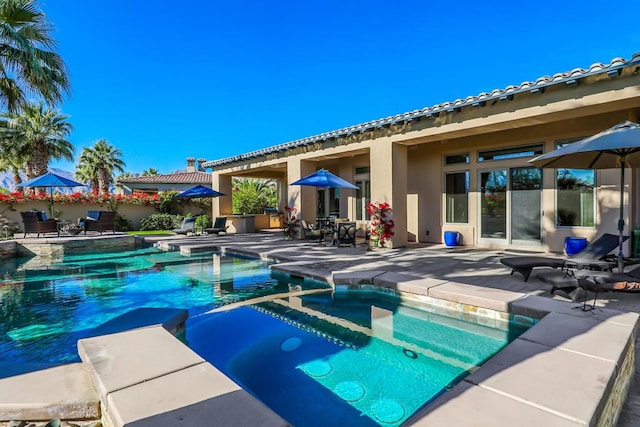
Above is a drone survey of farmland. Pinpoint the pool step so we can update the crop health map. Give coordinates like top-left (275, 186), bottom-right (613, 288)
top-left (78, 326), bottom-right (289, 427)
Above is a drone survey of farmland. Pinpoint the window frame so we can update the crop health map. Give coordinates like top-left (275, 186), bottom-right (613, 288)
top-left (554, 137), bottom-right (596, 228)
top-left (444, 170), bottom-right (469, 224)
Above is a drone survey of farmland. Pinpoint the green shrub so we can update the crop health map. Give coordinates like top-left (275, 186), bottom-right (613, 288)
top-left (195, 214), bottom-right (211, 229)
top-left (156, 191), bottom-right (181, 214)
top-left (140, 213), bottom-right (183, 231)
top-left (233, 189), bottom-right (269, 215)
top-left (115, 213), bottom-right (132, 231)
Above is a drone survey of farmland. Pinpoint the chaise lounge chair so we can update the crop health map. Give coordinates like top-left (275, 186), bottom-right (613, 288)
top-left (173, 217), bottom-right (196, 235)
top-left (204, 216), bottom-right (228, 235)
top-left (20, 211), bottom-right (59, 238)
top-left (572, 266), bottom-right (640, 310)
top-left (500, 233), bottom-right (628, 281)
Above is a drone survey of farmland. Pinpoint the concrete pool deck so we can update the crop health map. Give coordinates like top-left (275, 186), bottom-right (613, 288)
top-left (2, 232), bottom-right (640, 425)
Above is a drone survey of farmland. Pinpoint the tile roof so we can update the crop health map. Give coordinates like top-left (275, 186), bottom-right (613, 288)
top-left (119, 171), bottom-right (211, 185)
top-left (203, 52), bottom-right (640, 169)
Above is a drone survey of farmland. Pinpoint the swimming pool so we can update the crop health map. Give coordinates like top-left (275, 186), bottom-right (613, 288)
top-left (0, 247), bottom-right (307, 364)
top-left (0, 248), bottom-right (531, 426)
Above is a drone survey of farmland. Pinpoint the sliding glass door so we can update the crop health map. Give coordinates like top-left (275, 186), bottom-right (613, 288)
top-left (479, 167), bottom-right (542, 246)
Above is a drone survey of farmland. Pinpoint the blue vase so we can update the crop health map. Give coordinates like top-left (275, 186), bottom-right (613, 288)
top-left (565, 237), bottom-right (588, 256)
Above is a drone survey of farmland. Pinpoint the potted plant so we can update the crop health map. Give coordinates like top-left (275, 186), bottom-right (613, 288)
top-left (283, 205), bottom-right (299, 240)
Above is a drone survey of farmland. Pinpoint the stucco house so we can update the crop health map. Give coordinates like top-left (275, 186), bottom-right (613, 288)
top-left (117, 158), bottom-right (211, 194)
top-left (204, 52), bottom-right (640, 254)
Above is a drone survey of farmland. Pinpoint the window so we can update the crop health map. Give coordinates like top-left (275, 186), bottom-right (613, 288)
top-left (556, 168), bottom-right (595, 227)
top-left (445, 171), bottom-right (468, 223)
top-left (478, 144), bottom-right (543, 162)
top-left (445, 153), bottom-right (469, 165)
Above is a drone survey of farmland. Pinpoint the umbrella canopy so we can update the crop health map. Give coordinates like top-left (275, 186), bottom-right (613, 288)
top-left (290, 169), bottom-right (359, 189)
top-left (17, 172), bottom-right (86, 218)
top-left (175, 185), bottom-right (225, 199)
top-left (529, 120), bottom-right (640, 271)
top-left (18, 172), bottom-right (85, 189)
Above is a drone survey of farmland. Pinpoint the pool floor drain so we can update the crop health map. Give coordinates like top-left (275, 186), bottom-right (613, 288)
top-left (371, 399), bottom-right (405, 424)
top-left (334, 381), bottom-right (365, 402)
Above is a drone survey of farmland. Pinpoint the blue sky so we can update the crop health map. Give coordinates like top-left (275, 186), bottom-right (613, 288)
top-left (44, 1), bottom-right (640, 175)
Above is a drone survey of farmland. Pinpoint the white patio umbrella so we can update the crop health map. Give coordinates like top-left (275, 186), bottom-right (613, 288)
top-left (529, 120), bottom-right (640, 271)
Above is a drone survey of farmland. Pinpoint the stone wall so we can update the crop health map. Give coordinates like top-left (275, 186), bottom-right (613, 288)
top-left (0, 240), bottom-right (17, 260)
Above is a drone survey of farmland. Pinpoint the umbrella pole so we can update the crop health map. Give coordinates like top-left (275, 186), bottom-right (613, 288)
top-left (618, 163), bottom-right (626, 272)
top-left (50, 188), bottom-right (55, 220)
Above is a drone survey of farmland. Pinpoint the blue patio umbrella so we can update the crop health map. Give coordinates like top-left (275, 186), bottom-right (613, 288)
top-left (17, 172), bottom-right (85, 218)
top-left (290, 169), bottom-right (358, 189)
top-left (175, 185), bottom-right (225, 199)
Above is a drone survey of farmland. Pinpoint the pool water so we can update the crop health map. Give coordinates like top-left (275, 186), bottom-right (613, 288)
top-left (0, 247), bottom-right (308, 364)
top-left (0, 248), bottom-right (531, 426)
top-left (188, 293), bottom-right (530, 426)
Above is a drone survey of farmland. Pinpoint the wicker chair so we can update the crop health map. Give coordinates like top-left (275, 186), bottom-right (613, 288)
top-left (83, 211), bottom-right (116, 235)
top-left (20, 211), bottom-right (59, 238)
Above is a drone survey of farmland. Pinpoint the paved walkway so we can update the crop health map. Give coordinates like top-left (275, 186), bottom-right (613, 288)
top-left (148, 231), bottom-right (640, 425)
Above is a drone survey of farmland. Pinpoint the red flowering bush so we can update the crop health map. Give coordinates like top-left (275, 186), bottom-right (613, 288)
top-left (366, 201), bottom-right (394, 247)
top-left (283, 205), bottom-right (299, 239)
top-left (0, 191), bottom-right (163, 210)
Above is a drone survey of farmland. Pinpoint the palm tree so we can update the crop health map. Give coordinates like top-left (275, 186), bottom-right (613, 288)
top-left (76, 139), bottom-right (125, 193)
top-left (0, 0), bottom-right (70, 111)
top-left (141, 167), bottom-right (158, 176)
top-left (0, 131), bottom-right (27, 187)
top-left (0, 101), bottom-right (73, 187)
top-left (75, 152), bottom-right (99, 191)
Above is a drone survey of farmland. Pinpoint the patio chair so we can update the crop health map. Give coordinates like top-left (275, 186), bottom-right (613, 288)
top-left (332, 221), bottom-right (357, 247)
top-left (500, 233), bottom-right (628, 281)
top-left (20, 211), bottom-right (59, 238)
top-left (205, 217), bottom-right (228, 235)
top-left (173, 217), bottom-right (196, 235)
top-left (84, 211), bottom-right (117, 235)
top-left (301, 219), bottom-right (323, 242)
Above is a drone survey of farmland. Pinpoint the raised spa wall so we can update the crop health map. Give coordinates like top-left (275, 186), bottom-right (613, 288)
top-left (6, 234), bottom-right (140, 258)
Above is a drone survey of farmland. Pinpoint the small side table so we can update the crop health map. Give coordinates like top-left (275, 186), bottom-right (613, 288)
top-left (58, 220), bottom-right (83, 236)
